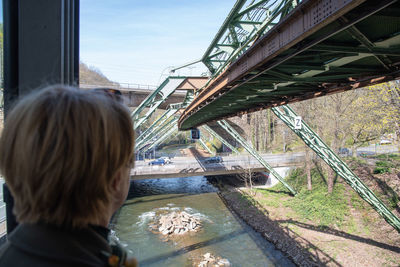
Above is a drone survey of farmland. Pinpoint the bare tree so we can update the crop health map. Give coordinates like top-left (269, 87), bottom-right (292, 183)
top-left (237, 156), bottom-right (256, 195)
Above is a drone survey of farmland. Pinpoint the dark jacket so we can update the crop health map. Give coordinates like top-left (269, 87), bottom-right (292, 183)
top-left (0, 223), bottom-right (112, 267)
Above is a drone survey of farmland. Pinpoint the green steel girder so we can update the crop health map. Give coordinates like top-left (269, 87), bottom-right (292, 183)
top-left (135, 89), bottom-right (194, 150)
top-left (145, 125), bottom-right (179, 152)
top-left (179, 0), bottom-right (400, 131)
top-left (217, 119), bottom-right (297, 195)
top-left (135, 108), bottom-right (179, 148)
top-left (308, 44), bottom-right (400, 57)
top-left (202, 0), bottom-right (299, 76)
top-left (272, 105), bottom-right (400, 233)
top-left (202, 124), bottom-right (239, 154)
top-left (131, 76), bottom-right (186, 129)
top-left (136, 117), bottom-right (178, 151)
top-left (199, 137), bottom-right (213, 155)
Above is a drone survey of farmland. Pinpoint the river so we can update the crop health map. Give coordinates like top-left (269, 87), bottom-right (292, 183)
top-left (111, 176), bottom-right (294, 266)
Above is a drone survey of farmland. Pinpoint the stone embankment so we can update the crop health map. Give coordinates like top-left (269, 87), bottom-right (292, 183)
top-left (156, 211), bottom-right (201, 236)
top-left (217, 187), bottom-right (318, 266)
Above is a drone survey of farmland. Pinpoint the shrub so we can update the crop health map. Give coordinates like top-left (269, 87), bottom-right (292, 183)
top-left (373, 167), bottom-right (390, 174)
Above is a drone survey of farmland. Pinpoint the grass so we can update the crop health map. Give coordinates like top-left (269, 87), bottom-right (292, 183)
top-left (376, 153), bottom-right (400, 161)
top-left (257, 169), bottom-right (372, 229)
top-left (374, 160), bottom-right (395, 174)
top-left (251, 152), bottom-right (400, 231)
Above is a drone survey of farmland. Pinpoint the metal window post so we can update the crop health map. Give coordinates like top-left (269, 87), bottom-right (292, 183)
top-left (272, 104), bottom-right (400, 232)
top-left (3, 0), bottom-right (79, 235)
top-left (217, 119), bottom-right (297, 195)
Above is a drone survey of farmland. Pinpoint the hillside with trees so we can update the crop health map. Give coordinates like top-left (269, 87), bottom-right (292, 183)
top-left (79, 62), bottom-right (118, 86)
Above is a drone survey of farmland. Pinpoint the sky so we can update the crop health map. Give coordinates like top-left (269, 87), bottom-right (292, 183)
top-left (80, 0), bottom-right (234, 86)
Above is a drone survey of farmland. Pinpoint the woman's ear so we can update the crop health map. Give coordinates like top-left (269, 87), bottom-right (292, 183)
top-left (111, 169), bottom-right (123, 194)
top-left (110, 167), bottom-right (130, 211)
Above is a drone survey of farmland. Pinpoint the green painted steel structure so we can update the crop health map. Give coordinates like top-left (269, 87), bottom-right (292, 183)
top-left (202, 0), bottom-right (299, 77)
top-left (217, 119), bottom-right (297, 195)
top-left (202, 125), bottom-right (240, 154)
top-left (137, 117), bottom-right (178, 151)
top-left (132, 76), bottom-right (186, 130)
top-left (180, 0), bottom-right (400, 130)
top-left (272, 105), bottom-right (400, 232)
top-left (135, 108), bottom-right (179, 149)
top-left (176, 0), bottom-right (400, 233)
top-left (132, 0), bottom-right (400, 233)
top-left (199, 137), bottom-right (213, 155)
top-left (145, 125), bottom-right (179, 152)
top-left (134, 77), bottom-right (195, 152)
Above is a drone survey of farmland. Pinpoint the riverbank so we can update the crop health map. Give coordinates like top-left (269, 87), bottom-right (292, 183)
top-left (215, 184), bottom-right (320, 266)
top-left (209, 155), bottom-right (400, 266)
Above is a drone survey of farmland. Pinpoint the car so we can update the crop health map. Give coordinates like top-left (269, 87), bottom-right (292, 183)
top-left (159, 157), bottom-right (171, 164)
top-left (148, 158), bottom-right (166, 166)
top-left (204, 156), bottom-right (223, 164)
top-left (356, 151), bottom-right (375, 157)
top-left (338, 147), bottom-right (352, 156)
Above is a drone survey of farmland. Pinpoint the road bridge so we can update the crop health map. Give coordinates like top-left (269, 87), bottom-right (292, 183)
top-left (131, 152), bottom-right (304, 180)
top-left (80, 83), bottom-right (188, 109)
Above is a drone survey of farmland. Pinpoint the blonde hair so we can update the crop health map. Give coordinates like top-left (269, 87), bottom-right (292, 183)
top-left (0, 85), bottom-right (134, 228)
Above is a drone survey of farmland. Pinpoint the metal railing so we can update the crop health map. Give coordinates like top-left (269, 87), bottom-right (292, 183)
top-left (79, 83), bottom-right (158, 91)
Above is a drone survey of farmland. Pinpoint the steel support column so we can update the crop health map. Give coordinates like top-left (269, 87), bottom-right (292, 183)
top-left (272, 105), bottom-right (400, 232)
top-left (136, 117), bottom-right (179, 151)
top-left (135, 108), bottom-right (179, 147)
top-left (217, 119), bottom-right (297, 195)
top-left (145, 125), bottom-right (179, 152)
top-left (199, 137), bottom-right (213, 155)
top-left (202, 125), bottom-right (239, 154)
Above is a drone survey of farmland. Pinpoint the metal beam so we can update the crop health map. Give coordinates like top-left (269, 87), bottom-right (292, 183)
top-left (202, 125), bottom-right (239, 154)
top-left (180, 0), bottom-right (398, 130)
top-left (145, 125), bottom-right (179, 152)
top-left (135, 108), bottom-right (179, 146)
top-left (341, 17), bottom-right (393, 70)
top-left (136, 117), bottom-right (178, 151)
top-left (199, 137), bottom-right (213, 155)
top-left (131, 77), bottom-right (185, 129)
top-left (272, 104), bottom-right (400, 233)
top-left (217, 119), bottom-right (297, 195)
top-left (309, 44), bottom-right (400, 57)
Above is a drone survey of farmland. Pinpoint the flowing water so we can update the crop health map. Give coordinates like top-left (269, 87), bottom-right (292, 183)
top-left (112, 176), bottom-right (294, 266)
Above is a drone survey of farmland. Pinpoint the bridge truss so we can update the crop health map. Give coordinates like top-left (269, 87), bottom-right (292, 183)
top-left (134, 0), bottom-right (400, 233)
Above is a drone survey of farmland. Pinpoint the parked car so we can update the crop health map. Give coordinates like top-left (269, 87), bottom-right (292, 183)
top-left (148, 158), bottom-right (166, 166)
top-left (338, 147), bottom-right (352, 157)
top-left (204, 156), bottom-right (223, 164)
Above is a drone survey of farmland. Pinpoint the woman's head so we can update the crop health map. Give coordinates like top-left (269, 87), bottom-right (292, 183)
top-left (0, 85), bottom-right (135, 228)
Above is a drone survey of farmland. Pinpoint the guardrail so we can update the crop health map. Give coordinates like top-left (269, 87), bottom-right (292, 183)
top-left (80, 83), bottom-right (158, 91)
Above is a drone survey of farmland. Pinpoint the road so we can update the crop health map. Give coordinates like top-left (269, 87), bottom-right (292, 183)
top-left (132, 152), bottom-right (305, 179)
